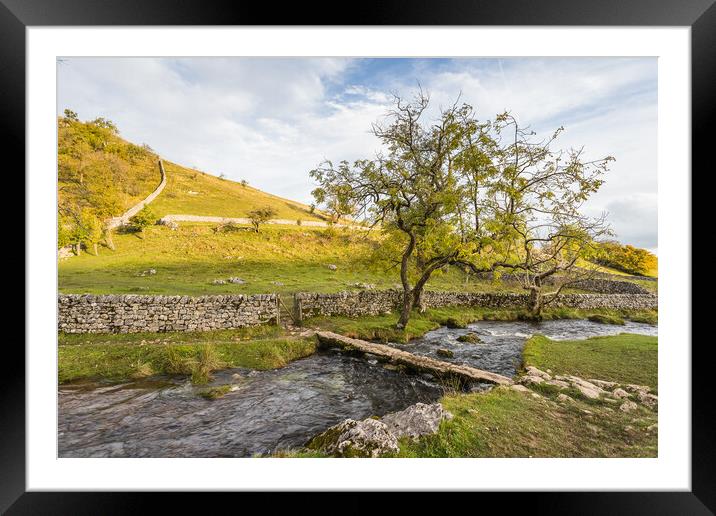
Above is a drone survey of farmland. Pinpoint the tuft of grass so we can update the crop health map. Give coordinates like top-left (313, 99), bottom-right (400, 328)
top-left (588, 313), bottom-right (625, 325)
top-left (58, 329), bottom-right (317, 384)
top-left (523, 333), bottom-right (658, 391)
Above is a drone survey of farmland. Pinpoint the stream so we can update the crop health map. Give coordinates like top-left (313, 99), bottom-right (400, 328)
top-left (58, 319), bottom-right (657, 458)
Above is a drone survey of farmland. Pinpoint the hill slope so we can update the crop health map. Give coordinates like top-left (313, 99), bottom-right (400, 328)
top-left (151, 161), bottom-right (325, 222)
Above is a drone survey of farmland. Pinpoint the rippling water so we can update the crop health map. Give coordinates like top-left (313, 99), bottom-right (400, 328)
top-left (58, 319), bottom-right (656, 458)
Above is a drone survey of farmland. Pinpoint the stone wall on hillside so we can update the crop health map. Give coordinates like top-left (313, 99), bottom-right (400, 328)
top-left (474, 273), bottom-right (652, 294)
top-left (294, 290), bottom-right (657, 320)
top-left (58, 293), bottom-right (278, 333)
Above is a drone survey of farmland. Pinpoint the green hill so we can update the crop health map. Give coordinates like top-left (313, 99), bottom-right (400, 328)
top-left (151, 161), bottom-right (325, 222)
top-left (58, 114), bottom-right (161, 220)
top-left (57, 115), bottom-right (655, 296)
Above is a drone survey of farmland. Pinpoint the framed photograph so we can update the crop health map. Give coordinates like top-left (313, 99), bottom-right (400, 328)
top-left (8, 0), bottom-right (709, 511)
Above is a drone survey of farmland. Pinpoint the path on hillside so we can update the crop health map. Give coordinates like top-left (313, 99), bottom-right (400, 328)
top-left (158, 213), bottom-right (367, 230)
top-left (107, 160), bottom-right (167, 230)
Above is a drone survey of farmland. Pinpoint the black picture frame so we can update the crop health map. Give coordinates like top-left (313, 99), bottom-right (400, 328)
top-left (5, 0), bottom-right (708, 512)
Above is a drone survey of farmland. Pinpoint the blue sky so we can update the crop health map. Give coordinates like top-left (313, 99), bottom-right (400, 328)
top-left (57, 57), bottom-right (657, 251)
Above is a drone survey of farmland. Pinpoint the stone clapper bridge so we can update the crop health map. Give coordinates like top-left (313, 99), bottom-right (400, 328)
top-left (315, 331), bottom-right (513, 386)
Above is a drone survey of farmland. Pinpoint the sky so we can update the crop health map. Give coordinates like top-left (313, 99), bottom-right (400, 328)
top-left (57, 57), bottom-right (658, 252)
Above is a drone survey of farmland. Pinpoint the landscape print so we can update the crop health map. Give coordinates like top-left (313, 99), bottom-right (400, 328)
top-left (57, 57), bottom-right (658, 458)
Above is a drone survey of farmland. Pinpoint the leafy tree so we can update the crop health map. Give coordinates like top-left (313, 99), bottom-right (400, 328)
top-left (128, 205), bottom-right (157, 235)
top-left (486, 113), bottom-right (614, 317)
top-left (592, 241), bottom-right (657, 276)
top-left (247, 206), bottom-right (277, 233)
top-left (310, 91), bottom-right (500, 328)
top-left (63, 109), bottom-right (78, 121)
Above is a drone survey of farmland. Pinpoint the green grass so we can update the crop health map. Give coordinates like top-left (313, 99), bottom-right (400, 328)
top-left (394, 331), bottom-right (658, 458)
top-left (58, 223), bottom-right (529, 296)
top-left (523, 333), bottom-right (658, 390)
top-left (58, 327), bottom-right (316, 384)
top-left (394, 386), bottom-right (657, 458)
top-left (306, 307), bottom-right (657, 343)
top-left (151, 161), bottom-right (327, 222)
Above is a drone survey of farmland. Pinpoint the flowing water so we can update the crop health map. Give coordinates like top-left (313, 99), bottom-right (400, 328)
top-left (58, 319), bottom-right (657, 458)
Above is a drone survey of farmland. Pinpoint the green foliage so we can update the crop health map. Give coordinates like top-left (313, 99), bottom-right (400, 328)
top-left (128, 205), bottom-right (157, 233)
top-left (247, 206), bottom-right (277, 232)
top-left (57, 114), bottom-right (160, 244)
top-left (592, 241), bottom-right (658, 277)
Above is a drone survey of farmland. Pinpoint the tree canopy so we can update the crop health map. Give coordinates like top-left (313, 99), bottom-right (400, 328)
top-left (310, 91), bottom-right (615, 325)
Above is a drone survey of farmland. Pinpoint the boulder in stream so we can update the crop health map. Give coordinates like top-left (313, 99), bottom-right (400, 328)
top-left (436, 348), bottom-right (454, 358)
top-left (457, 332), bottom-right (482, 344)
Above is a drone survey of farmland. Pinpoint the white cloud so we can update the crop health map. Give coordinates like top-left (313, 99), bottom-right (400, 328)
top-left (57, 57), bottom-right (656, 249)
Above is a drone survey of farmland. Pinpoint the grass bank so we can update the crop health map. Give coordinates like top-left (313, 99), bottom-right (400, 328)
top-left (58, 326), bottom-right (316, 384)
top-left (523, 333), bottom-right (658, 391)
top-left (306, 306), bottom-right (658, 343)
top-left (395, 332), bottom-right (658, 458)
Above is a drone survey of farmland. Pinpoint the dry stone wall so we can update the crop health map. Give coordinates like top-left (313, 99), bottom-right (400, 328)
top-left (58, 294), bottom-right (278, 334)
top-left (295, 289), bottom-right (657, 319)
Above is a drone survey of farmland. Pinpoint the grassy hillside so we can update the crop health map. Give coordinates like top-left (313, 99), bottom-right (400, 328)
top-left (58, 115), bottom-right (161, 219)
top-left (58, 223), bottom-right (512, 296)
top-left (150, 161), bottom-right (326, 222)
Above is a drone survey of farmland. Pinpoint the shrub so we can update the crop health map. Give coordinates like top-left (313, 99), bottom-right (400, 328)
top-left (128, 205), bottom-right (157, 234)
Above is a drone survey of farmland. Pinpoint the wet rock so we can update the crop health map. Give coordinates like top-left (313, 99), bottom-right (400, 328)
top-left (456, 332), bottom-right (482, 344)
top-left (619, 400), bottom-right (639, 413)
top-left (436, 348), bottom-right (454, 358)
top-left (381, 403), bottom-right (453, 441)
top-left (306, 418), bottom-right (398, 457)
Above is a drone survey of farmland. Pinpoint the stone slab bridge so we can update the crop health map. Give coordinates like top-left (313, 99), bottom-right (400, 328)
top-left (316, 331), bottom-right (513, 386)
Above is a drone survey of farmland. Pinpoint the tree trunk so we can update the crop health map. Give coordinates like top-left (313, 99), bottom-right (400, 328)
top-left (395, 230), bottom-right (417, 329)
top-left (93, 243), bottom-right (98, 256)
top-left (412, 284), bottom-right (427, 313)
top-left (528, 286), bottom-right (544, 320)
top-left (397, 288), bottom-right (413, 329)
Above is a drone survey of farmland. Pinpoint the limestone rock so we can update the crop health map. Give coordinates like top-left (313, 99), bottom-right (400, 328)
top-left (557, 393), bottom-right (574, 403)
top-left (611, 388), bottom-right (630, 399)
top-left (327, 264), bottom-right (338, 271)
top-left (510, 384), bottom-right (530, 393)
top-left (306, 418), bottom-right (399, 457)
top-left (637, 391), bottom-right (658, 409)
top-left (228, 277), bottom-right (245, 284)
top-left (525, 366), bottom-right (552, 380)
top-left (619, 400), bottom-right (639, 413)
top-left (381, 403), bottom-right (453, 441)
top-left (589, 379), bottom-right (618, 389)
